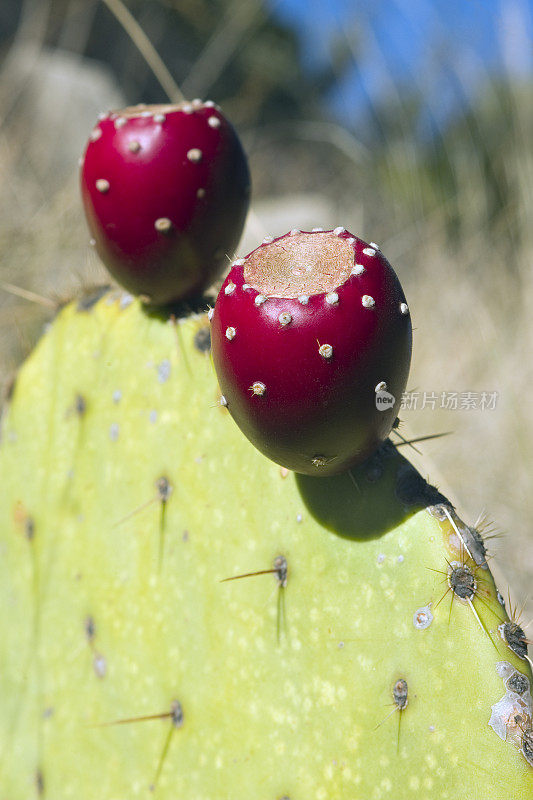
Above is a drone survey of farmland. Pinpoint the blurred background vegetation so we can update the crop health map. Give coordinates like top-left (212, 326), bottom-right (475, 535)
top-left (1, 0), bottom-right (532, 616)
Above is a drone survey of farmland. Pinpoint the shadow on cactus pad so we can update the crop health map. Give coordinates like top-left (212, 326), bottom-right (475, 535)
top-left (296, 441), bottom-right (447, 541)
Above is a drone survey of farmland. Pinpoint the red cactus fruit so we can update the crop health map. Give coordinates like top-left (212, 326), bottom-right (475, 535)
top-left (80, 101), bottom-right (250, 305)
top-left (211, 228), bottom-right (412, 475)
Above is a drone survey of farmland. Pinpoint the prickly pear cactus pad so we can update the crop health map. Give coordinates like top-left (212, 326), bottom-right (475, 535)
top-left (0, 291), bottom-right (532, 800)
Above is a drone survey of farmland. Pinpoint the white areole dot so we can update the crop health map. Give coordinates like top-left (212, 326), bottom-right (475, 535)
top-left (362, 295), bottom-right (375, 308)
top-left (251, 381), bottom-right (266, 396)
top-left (333, 226), bottom-right (346, 236)
top-left (95, 179), bottom-right (110, 193)
top-left (363, 247), bottom-right (376, 256)
top-left (319, 343), bottom-right (333, 359)
top-left (128, 140), bottom-right (141, 153)
top-left (298, 295), bottom-right (309, 305)
top-left (90, 128), bottom-right (102, 142)
top-left (351, 264), bottom-right (366, 276)
top-left (312, 227), bottom-right (325, 232)
top-left (154, 113), bottom-right (166, 123)
top-left (278, 312), bottom-right (292, 326)
top-left (400, 302), bottom-right (409, 315)
top-left (289, 229), bottom-right (301, 236)
top-left (154, 217), bottom-right (172, 233)
top-left (263, 235), bottom-right (274, 244)
top-left (224, 283), bottom-right (236, 295)
top-left (370, 241), bottom-right (380, 249)
top-left (187, 148), bottom-right (202, 163)
top-left (375, 381), bottom-right (387, 392)
top-left (208, 115), bottom-right (221, 128)
top-left (254, 294), bottom-right (267, 306)
top-left (219, 395), bottom-right (228, 407)
top-left (232, 259), bottom-right (245, 267)
top-left (413, 604), bottom-right (433, 630)
top-left (207, 307), bottom-right (214, 321)
top-left (197, 188), bottom-right (206, 198)
top-left (325, 292), bottom-right (339, 305)
top-left (225, 326), bottom-right (236, 340)
top-left (114, 117), bottom-right (126, 128)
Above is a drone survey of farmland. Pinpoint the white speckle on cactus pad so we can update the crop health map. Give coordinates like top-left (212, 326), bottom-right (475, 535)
top-left (413, 604), bottom-right (433, 630)
top-left (377, 553), bottom-right (386, 564)
top-left (254, 295), bottom-right (267, 306)
top-left (362, 295), bottom-right (375, 308)
top-left (128, 140), bottom-right (141, 153)
top-left (333, 226), bottom-right (346, 236)
top-left (90, 128), bottom-right (102, 142)
top-left (400, 302), bottom-right (409, 315)
top-left (93, 653), bottom-right (107, 678)
top-left (262, 235), bottom-right (274, 244)
top-left (363, 247), bottom-right (376, 256)
top-left (298, 295), bottom-right (309, 305)
top-left (397, 555), bottom-right (404, 563)
top-left (112, 390), bottom-right (122, 404)
top-left (119, 292), bottom-right (134, 309)
top-left (225, 283), bottom-right (236, 295)
top-left (375, 381), bottom-right (387, 392)
top-left (197, 187), bottom-right (206, 198)
top-left (149, 410), bottom-right (158, 424)
top-left (157, 359), bottom-right (171, 383)
top-left (114, 116), bottom-right (126, 128)
top-left (496, 661), bottom-right (515, 679)
top-left (225, 326), bottom-right (236, 341)
top-left (312, 227), bottom-right (325, 232)
top-left (208, 116), bottom-right (221, 128)
top-left (351, 264), bottom-right (365, 276)
top-left (489, 692), bottom-right (532, 744)
top-left (95, 178), bottom-right (110, 193)
top-left (289, 229), bottom-right (300, 235)
top-left (296, 513), bottom-right (303, 523)
top-left (370, 241), bottom-right (380, 249)
top-left (187, 148), bottom-right (202, 163)
top-left (232, 259), bottom-right (245, 267)
top-left (318, 343), bottom-right (333, 359)
top-left (109, 423), bottom-right (119, 441)
top-left (278, 312), bottom-right (292, 326)
top-left (325, 292), bottom-right (339, 305)
top-left (153, 113), bottom-right (166, 123)
top-left (219, 395), bottom-right (228, 407)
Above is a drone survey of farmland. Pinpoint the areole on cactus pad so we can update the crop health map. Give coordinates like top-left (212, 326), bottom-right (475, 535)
top-left (211, 228), bottom-right (412, 475)
top-left (80, 100), bottom-right (250, 305)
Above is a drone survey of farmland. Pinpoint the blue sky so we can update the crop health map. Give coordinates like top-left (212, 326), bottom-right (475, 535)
top-left (270, 0), bottom-right (533, 127)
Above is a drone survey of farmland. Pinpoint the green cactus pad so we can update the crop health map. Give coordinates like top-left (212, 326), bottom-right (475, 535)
top-left (0, 291), bottom-right (531, 799)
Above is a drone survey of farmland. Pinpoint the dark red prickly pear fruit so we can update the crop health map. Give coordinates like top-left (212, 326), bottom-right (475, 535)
top-left (80, 101), bottom-right (250, 305)
top-left (211, 229), bottom-right (412, 475)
